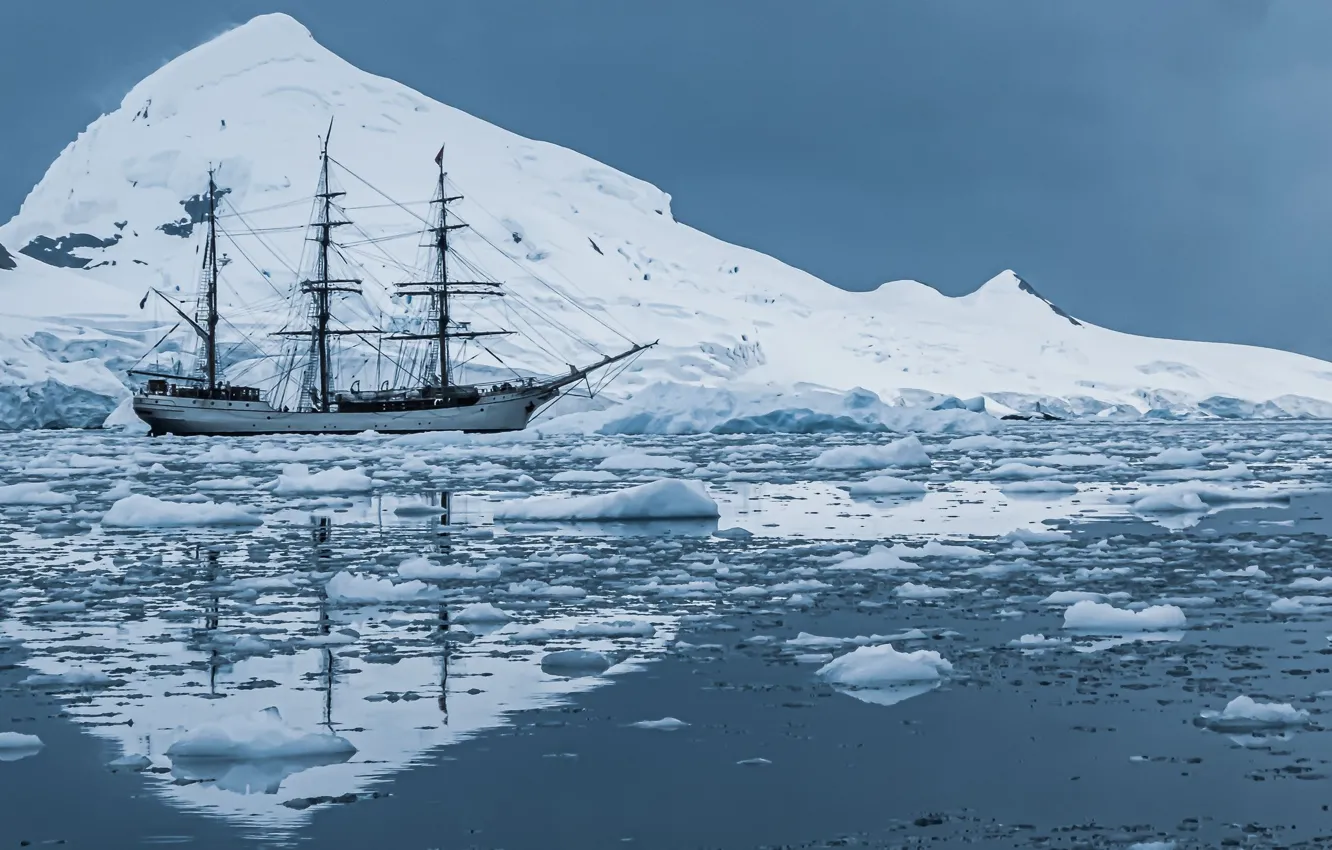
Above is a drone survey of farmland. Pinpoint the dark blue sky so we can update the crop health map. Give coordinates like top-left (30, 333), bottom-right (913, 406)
top-left (7, 1), bottom-right (1332, 356)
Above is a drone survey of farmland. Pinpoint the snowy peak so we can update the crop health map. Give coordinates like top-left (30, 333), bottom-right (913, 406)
top-left (966, 270), bottom-right (1082, 327)
top-left (121, 13), bottom-right (320, 109)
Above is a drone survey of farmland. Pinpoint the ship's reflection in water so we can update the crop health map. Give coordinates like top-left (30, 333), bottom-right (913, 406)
top-left (2, 504), bottom-right (676, 839)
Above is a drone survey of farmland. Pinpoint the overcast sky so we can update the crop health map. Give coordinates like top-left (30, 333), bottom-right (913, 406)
top-left (8, 1), bottom-right (1332, 356)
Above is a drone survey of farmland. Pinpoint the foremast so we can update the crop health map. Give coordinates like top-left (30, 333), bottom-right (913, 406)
top-left (389, 148), bottom-right (510, 389)
top-left (200, 168), bottom-right (220, 392)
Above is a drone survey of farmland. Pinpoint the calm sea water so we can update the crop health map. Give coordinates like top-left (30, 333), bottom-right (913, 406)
top-left (2, 423), bottom-right (1331, 849)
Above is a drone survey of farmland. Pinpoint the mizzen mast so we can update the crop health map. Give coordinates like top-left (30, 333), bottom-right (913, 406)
top-left (390, 146), bottom-right (510, 389)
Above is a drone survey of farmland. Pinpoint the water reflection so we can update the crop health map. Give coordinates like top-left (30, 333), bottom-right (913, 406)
top-left (1, 508), bottom-right (676, 838)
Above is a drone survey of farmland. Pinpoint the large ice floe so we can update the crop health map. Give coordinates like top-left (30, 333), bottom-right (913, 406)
top-left (494, 478), bottom-right (720, 522)
top-left (101, 494), bottom-right (264, 528)
top-left (1062, 601), bottom-right (1188, 632)
top-left (165, 706), bottom-right (356, 761)
top-left (5, 13), bottom-right (1332, 429)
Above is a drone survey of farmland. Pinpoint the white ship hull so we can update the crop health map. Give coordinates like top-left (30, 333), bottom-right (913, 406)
top-left (133, 387), bottom-right (554, 436)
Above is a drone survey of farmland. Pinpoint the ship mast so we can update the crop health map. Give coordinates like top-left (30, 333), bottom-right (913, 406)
top-left (203, 168), bottom-right (220, 394)
top-left (391, 147), bottom-right (509, 390)
top-left (300, 124), bottom-right (361, 411)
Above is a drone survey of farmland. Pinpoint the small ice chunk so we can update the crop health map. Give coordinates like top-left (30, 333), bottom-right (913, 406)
top-left (453, 602), bottom-right (512, 623)
top-left (894, 582), bottom-right (955, 600)
top-left (325, 571), bottom-right (433, 603)
top-left (987, 462), bottom-right (1060, 480)
top-left (1009, 634), bottom-right (1066, 648)
top-left (551, 470), bottom-right (619, 483)
top-left (1062, 600), bottom-right (1186, 632)
top-left (816, 644), bottom-right (953, 687)
top-left (813, 436), bottom-right (930, 470)
top-left (541, 649), bottom-right (611, 674)
top-left (398, 555), bottom-right (500, 581)
top-left (1042, 590), bottom-right (1105, 605)
top-left (22, 669), bottom-right (115, 688)
top-left (1198, 695), bottom-right (1310, 732)
top-left (629, 717), bottom-right (689, 731)
top-left (0, 732), bottom-right (44, 755)
top-left (1145, 448), bottom-right (1207, 467)
top-left (1129, 482), bottom-right (1287, 513)
top-left (272, 464), bottom-right (374, 495)
top-left (845, 476), bottom-right (927, 497)
top-left (596, 452), bottom-right (690, 471)
top-left (108, 753), bottom-right (152, 770)
top-left (827, 544), bottom-right (915, 571)
top-left (1000, 480), bottom-right (1078, 495)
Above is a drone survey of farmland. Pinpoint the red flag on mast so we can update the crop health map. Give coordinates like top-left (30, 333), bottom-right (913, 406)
top-left (434, 145), bottom-right (445, 166)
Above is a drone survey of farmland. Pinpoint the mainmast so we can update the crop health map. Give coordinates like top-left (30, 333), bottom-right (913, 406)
top-left (299, 124), bottom-right (361, 412)
top-left (391, 146), bottom-right (509, 390)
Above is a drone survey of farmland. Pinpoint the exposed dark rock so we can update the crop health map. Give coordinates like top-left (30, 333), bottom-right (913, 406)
top-left (158, 186), bottom-right (232, 238)
top-left (1015, 275), bottom-right (1082, 326)
top-left (20, 233), bottom-right (122, 268)
top-left (0, 242), bottom-right (15, 271)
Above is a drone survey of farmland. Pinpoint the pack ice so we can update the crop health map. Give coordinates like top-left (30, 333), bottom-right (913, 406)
top-left (6, 13), bottom-right (1332, 429)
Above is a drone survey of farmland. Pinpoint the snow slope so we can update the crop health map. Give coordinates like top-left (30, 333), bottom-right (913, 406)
top-left (5, 12), bottom-right (1332, 425)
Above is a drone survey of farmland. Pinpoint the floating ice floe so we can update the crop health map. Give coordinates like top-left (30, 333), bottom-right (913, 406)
top-left (101, 494), bottom-right (263, 528)
top-left (1127, 482), bottom-right (1288, 514)
top-left (894, 582), bottom-right (956, 600)
top-left (812, 436), bottom-right (931, 470)
top-left (1062, 600), bottom-right (1187, 632)
top-left (494, 478), bottom-right (719, 522)
top-left (506, 620), bottom-right (656, 642)
top-left (0, 482), bottom-right (74, 506)
top-left (107, 753), bottom-right (152, 770)
top-left (397, 555), bottom-right (501, 581)
top-left (165, 706), bottom-right (356, 760)
top-left (947, 434), bottom-right (1022, 452)
top-left (1042, 590), bottom-right (1107, 605)
top-left (0, 731), bottom-right (44, 762)
top-left (825, 545), bottom-right (916, 571)
top-left (1008, 634), bottom-right (1067, 648)
top-left (1000, 479), bottom-right (1079, 495)
top-left (1269, 596), bottom-right (1332, 614)
top-left (628, 717), bottom-right (688, 731)
top-left (1141, 462), bottom-right (1253, 482)
top-left (987, 462), bottom-right (1061, 480)
top-left (843, 475), bottom-right (927, 497)
top-left (453, 602), bottom-right (513, 624)
top-left (1144, 447), bottom-right (1208, 467)
top-left (21, 669), bottom-right (117, 689)
top-left (551, 470), bottom-right (619, 483)
top-left (595, 452), bottom-right (691, 471)
top-left (1197, 695), bottom-right (1310, 732)
top-left (815, 644), bottom-right (952, 706)
top-left (540, 649), bottom-right (612, 675)
top-left (325, 571), bottom-right (434, 603)
top-left (271, 463), bottom-right (374, 495)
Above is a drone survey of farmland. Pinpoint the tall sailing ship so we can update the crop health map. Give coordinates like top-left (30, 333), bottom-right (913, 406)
top-left (130, 130), bottom-right (653, 436)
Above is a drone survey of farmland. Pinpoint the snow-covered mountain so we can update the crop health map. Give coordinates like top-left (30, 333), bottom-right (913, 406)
top-left (5, 12), bottom-right (1332, 430)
